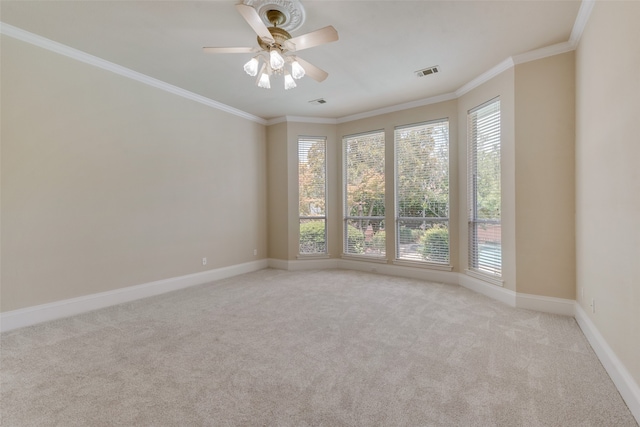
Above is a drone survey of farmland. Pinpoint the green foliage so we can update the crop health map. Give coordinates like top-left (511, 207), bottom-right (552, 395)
top-left (300, 221), bottom-right (325, 244)
top-left (474, 133), bottom-right (501, 220)
top-left (420, 226), bottom-right (449, 263)
top-left (346, 224), bottom-right (365, 254)
top-left (412, 229), bottom-right (425, 242)
top-left (299, 220), bottom-right (326, 254)
top-left (345, 133), bottom-right (386, 218)
top-left (299, 140), bottom-right (326, 217)
top-left (372, 230), bottom-right (386, 251)
top-left (396, 124), bottom-right (449, 219)
top-left (398, 226), bottom-right (414, 244)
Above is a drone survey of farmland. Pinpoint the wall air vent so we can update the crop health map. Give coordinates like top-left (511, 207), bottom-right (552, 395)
top-left (309, 98), bottom-right (327, 105)
top-left (415, 66), bottom-right (440, 77)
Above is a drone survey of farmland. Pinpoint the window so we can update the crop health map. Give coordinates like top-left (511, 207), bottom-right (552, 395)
top-left (395, 120), bottom-right (450, 264)
top-left (298, 136), bottom-right (327, 255)
top-left (468, 99), bottom-right (501, 277)
top-left (343, 131), bottom-right (385, 257)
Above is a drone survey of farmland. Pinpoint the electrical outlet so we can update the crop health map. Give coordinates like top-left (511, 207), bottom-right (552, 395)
top-left (202, 257), bottom-right (207, 266)
top-left (253, 249), bottom-right (257, 256)
top-left (591, 298), bottom-right (596, 313)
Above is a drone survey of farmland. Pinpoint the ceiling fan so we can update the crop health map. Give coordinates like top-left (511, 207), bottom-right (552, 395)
top-left (203, 3), bottom-right (338, 90)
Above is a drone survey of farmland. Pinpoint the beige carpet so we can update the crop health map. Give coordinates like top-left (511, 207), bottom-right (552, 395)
top-left (1, 269), bottom-right (636, 426)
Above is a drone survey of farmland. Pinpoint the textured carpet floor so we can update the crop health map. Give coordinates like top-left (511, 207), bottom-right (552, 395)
top-left (1, 269), bottom-right (636, 426)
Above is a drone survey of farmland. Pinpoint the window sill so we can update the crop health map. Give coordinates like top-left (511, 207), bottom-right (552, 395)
top-left (393, 259), bottom-right (453, 271)
top-left (465, 269), bottom-right (504, 287)
top-left (341, 254), bottom-right (388, 264)
top-left (296, 254), bottom-right (330, 260)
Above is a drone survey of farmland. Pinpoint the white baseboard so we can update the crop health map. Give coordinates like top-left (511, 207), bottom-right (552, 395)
top-left (268, 257), bottom-right (339, 271)
top-left (337, 258), bottom-right (458, 286)
top-left (575, 305), bottom-right (640, 424)
top-left (268, 258), bottom-right (583, 317)
top-left (0, 259), bottom-right (268, 333)
top-left (273, 258), bottom-right (584, 315)
top-left (516, 293), bottom-right (576, 316)
top-left (269, 257), bottom-right (457, 286)
top-left (458, 273), bottom-right (516, 307)
top-left (3, 256), bottom-right (637, 426)
top-left (267, 258), bottom-right (291, 270)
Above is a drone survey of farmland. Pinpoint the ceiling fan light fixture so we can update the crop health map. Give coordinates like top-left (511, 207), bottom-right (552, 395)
top-left (256, 63), bottom-right (271, 89)
top-left (204, 3), bottom-right (338, 90)
top-left (269, 49), bottom-right (285, 70)
top-left (243, 57), bottom-right (259, 76)
top-left (257, 72), bottom-right (271, 89)
top-left (291, 60), bottom-right (305, 79)
top-left (284, 72), bottom-right (297, 90)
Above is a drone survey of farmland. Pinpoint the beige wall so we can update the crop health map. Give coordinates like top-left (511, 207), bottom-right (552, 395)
top-left (1, 37), bottom-right (267, 312)
top-left (266, 122), bottom-right (338, 261)
top-left (8, 8), bottom-right (640, 398)
top-left (2, 31), bottom-right (583, 313)
top-left (575, 1), bottom-right (640, 386)
top-left (458, 70), bottom-right (517, 292)
top-left (514, 52), bottom-right (576, 299)
top-left (266, 122), bottom-right (289, 260)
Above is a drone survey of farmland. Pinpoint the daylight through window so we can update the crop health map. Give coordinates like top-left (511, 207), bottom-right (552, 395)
top-left (298, 136), bottom-right (327, 255)
top-left (468, 99), bottom-right (501, 276)
top-left (343, 131), bottom-right (386, 257)
top-left (395, 120), bottom-right (450, 264)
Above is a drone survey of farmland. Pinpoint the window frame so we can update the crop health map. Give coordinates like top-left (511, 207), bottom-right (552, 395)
top-left (298, 136), bottom-right (328, 256)
top-left (467, 98), bottom-right (502, 280)
top-left (394, 119), bottom-right (451, 267)
top-left (342, 130), bottom-right (386, 259)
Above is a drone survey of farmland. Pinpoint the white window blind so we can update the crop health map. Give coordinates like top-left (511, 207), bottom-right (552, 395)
top-left (298, 136), bottom-right (327, 255)
top-left (468, 99), bottom-right (501, 277)
top-left (343, 131), bottom-right (385, 256)
top-left (395, 120), bottom-right (450, 264)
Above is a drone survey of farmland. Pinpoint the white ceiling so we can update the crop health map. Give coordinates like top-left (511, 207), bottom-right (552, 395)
top-left (1, 1), bottom-right (582, 120)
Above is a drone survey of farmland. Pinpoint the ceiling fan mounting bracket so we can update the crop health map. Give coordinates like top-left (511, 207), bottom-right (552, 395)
top-left (242, 0), bottom-right (306, 32)
top-left (266, 10), bottom-right (286, 27)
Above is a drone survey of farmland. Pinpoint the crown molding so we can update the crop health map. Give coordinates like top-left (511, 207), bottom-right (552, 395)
top-left (570, 0), bottom-right (596, 47)
top-left (2, 0), bottom-right (593, 127)
top-left (455, 57), bottom-right (515, 98)
top-left (336, 92), bottom-right (458, 124)
top-left (266, 116), bottom-right (288, 126)
top-left (266, 116), bottom-right (338, 126)
top-left (286, 115), bottom-right (337, 124)
top-left (512, 41), bottom-right (575, 65)
top-left (0, 22), bottom-right (268, 125)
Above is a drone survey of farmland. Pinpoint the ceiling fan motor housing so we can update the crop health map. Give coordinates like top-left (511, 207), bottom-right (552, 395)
top-left (258, 24), bottom-right (292, 52)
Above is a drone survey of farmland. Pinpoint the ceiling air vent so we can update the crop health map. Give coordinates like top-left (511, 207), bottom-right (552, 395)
top-left (309, 98), bottom-right (327, 105)
top-left (416, 66), bottom-right (440, 78)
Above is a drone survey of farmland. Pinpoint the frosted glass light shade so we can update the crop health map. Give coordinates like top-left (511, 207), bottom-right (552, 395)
top-left (291, 60), bottom-right (306, 79)
top-left (257, 72), bottom-right (271, 89)
top-left (269, 49), bottom-right (285, 70)
top-left (284, 73), bottom-right (297, 90)
top-left (243, 58), bottom-right (259, 76)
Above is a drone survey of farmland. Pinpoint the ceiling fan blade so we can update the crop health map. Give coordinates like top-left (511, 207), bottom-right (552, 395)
top-left (295, 57), bottom-right (329, 82)
top-left (203, 47), bottom-right (260, 54)
top-left (235, 4), bottom-right (274, 44)
top-left (287, 26), bottom-right (338, 52)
